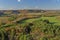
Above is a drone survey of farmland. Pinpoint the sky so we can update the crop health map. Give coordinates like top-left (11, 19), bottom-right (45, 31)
top-left (0, 0), bottom-right (60, 10)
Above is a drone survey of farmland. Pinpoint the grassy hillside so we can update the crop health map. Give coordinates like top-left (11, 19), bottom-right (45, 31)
top-left (0, 10), bottom-right (60, 40)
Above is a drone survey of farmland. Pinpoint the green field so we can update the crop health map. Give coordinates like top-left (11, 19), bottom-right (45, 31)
top-left (16, 16), bottom-right (60, 40)
top-left (21, 16), bottom-right (60, 25)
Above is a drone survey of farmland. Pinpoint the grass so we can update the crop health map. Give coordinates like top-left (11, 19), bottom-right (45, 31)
top-left (20, 16), bottom-right (60, 25)
top-left (0, 12), bottom-right (60, 40)
top-left (40, 16), bottom-right (60, 25)
top-left (22, 18), bottom-right (40, 23)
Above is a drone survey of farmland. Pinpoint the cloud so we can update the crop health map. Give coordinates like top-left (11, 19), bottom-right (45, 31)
top-left (18, 0), bottom-right (21, 2)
